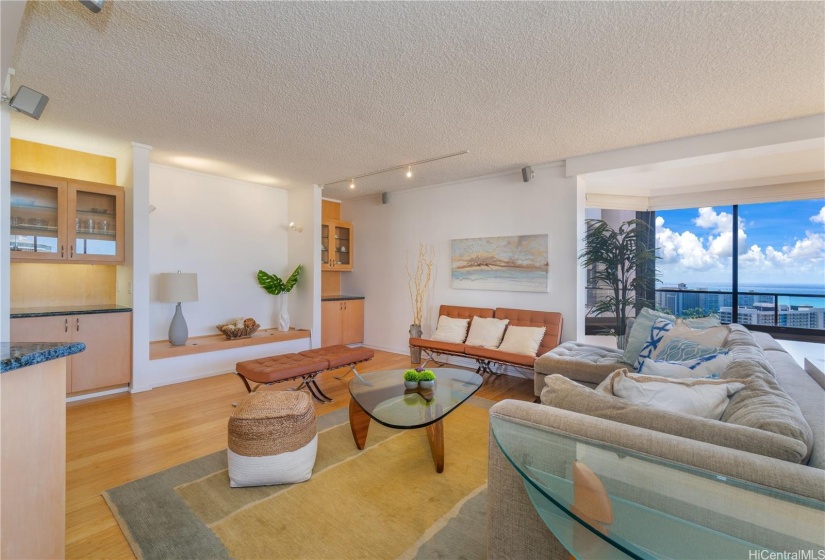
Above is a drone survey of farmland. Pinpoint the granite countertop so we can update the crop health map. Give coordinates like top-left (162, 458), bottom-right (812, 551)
top-left (321, 295), bottom-right (365, 301)
top-left (10, 304), bottom-right (133, 318)
top-left (0, 342), bottom-right (86, 373)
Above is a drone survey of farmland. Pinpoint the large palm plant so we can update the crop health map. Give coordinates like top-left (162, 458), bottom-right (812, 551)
top-left (579, 219), bottom-right (657, 344)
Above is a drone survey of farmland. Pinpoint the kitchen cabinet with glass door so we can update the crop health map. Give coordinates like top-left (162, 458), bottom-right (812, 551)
top-left (321, 219), bottom-right (354, 271)
top-left (9, 170), bottom-right (125, 264)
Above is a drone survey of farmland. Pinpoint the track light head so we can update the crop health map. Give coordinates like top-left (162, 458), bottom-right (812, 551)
top-left (406, 166), bottom-right (413, 178)
top-left (349, 179), bottom-right (355, 190)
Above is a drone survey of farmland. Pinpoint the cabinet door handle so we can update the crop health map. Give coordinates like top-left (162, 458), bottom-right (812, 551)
top-left (64, 318), bottom-right (68, 333)
top-left (76, 318), bottom-right (80, 332)
top-left (61, 244), bottom-right (65, 258)
top-left (70, 245), bottom-right (74, 258)
top-left (344, 302), bottom-right (347, 310)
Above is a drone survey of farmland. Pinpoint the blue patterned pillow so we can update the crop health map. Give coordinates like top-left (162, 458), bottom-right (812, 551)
top-left (656, 338), bottom-right (729, 362)
top-left (633, 318), bottom-right (674, 370)
top-left (621, 308), bottom-right (676, 366)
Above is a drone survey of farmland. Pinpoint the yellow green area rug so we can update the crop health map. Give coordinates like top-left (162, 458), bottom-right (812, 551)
top-left (103, 397), bottom-right (493, 560)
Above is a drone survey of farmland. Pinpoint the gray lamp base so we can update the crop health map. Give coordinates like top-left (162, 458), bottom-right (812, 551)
top-left (169, 302), bottom-right (189, 346)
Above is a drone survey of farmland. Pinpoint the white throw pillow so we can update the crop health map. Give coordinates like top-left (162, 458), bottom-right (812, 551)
top-left (636, 351), bottom-right (734, 379)
top-left (651, 320), bottom-right (730, 358)
top-left (464, 317), bottom-right (510, 348)
top-left (497, 326), bottom-right (546, 356)
top-left (596, 369), bottom-right (745, 420)
top-left (430, 315), bottom-right (470, 343)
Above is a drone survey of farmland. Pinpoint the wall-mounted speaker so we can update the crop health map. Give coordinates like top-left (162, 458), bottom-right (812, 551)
top-left (521, 166), bottom-right (534, 183)
top-left (381, 192), bottom-right (389, 204)
top-left (8, 86), bottom-right (49, 120)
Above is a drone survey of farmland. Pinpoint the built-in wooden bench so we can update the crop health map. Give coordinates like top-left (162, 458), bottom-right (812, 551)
top-left (149, 328), bottom-right (310, 360)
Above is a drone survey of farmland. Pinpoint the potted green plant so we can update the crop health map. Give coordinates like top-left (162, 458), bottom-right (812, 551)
top-left (417, 369), bottom-right (436, 389)
top-left (257, 265), bottom-right (302, 331)
top-left (403, 369), bottom-right (420, 389)
top-left (578, 219), bottom-right (657, 348)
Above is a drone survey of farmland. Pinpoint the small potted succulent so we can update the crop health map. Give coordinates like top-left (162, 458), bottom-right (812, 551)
top-left (417, 369), bottom-right (436, 389)
top-left (403, 369), bottom-right (420, 389)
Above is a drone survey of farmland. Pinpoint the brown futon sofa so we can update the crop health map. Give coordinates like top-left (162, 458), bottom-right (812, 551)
top-left (409, 305), bottom-right (563, 374)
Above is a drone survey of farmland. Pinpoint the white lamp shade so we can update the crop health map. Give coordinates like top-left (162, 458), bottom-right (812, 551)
top-left (158, 273), bottom-right (198, 303)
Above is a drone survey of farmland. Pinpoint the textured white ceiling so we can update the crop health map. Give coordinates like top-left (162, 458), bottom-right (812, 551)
top-left (10, 1), bottom-right (825, 200)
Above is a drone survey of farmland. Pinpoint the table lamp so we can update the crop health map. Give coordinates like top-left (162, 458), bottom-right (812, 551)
top-left (158, 272), bottom-right (198, 346)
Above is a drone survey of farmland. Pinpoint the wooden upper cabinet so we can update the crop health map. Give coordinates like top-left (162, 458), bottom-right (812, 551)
top-left (67, 180), bottom-right (125, 263)
top-left (321, 219), bottom-right (354, 271)
top-left (9, 171), bottom-right (68, 261)
top-left (10, 171), bottom-right (125, 264)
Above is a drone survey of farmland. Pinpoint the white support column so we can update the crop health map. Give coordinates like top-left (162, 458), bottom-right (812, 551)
top-left (129, 143), bottom-right (152, 392)
top-left (287, 184), bottom-right (322, 347)
top-left (575, 176), bottom-right (588, 342)
top-left (0, 106), bottom-right (10, 341)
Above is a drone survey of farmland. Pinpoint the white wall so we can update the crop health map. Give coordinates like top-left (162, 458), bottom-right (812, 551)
top-left (148, 164), bottom-right (290, 340)
top-left (340, 164), bottom-right (579, 356)
top-left (287, 185), bottom-right (322, 346)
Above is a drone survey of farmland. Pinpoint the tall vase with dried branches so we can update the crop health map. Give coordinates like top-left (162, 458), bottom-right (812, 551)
top-left (406, 244), bottom-right (435, 364)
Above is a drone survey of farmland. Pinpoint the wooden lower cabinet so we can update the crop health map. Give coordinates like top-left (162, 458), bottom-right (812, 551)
top-left (11, 312), bottom-right (132, 394)
top-left (321, 299), bottom-right (364, 346)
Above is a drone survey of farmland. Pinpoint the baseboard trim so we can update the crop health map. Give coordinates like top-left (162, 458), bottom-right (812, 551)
top-left (66, 386), bottom-right (130, 403)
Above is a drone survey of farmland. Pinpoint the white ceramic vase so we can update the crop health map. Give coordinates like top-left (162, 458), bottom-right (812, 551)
top-left (278, 293), bottom-right (290, 331)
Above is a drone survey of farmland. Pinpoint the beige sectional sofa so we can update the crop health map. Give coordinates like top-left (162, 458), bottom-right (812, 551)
top-left (488, 325), bottom-right (825, 558)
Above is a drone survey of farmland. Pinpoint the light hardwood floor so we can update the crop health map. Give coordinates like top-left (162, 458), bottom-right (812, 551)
top-left (65, 349), bottom-right (535, 559)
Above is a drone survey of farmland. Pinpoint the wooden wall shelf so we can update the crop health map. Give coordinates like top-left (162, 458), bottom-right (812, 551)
top-left (149, 328), bottom-right (310, 360)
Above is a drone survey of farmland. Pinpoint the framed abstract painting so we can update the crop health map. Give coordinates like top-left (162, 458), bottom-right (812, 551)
top-left (451, 234), bottom-right (549, 292)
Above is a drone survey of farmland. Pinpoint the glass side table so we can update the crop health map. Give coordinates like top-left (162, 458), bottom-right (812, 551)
top-left (490, 415), bottom-right (825, 559)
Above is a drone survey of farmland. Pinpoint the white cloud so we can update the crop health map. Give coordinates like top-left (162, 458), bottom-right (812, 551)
top-left (657, 208), bottom-right (824, 282)
top-left (694, 207), bottom-right (733, 233)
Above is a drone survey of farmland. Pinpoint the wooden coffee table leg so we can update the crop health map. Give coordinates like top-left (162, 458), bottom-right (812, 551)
top-left (425, 419), bottom-right (444, 473)
top-left (349, 398), bottom-right (371, 450)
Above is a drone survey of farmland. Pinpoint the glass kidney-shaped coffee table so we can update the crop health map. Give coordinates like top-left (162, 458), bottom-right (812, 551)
top-left (490, 414), bottom-right (825, 558)
top-left (348, 368), bottom-right (483, 473)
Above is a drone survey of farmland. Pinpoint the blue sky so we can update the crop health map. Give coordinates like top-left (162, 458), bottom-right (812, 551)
top-left (656, 199), bottom-right (825, 287)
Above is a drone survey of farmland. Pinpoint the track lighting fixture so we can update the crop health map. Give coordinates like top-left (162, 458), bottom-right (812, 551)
top-left (289, 221), bottom-right (303, 233)
top-left (322, 150), bottom-right (469, 189)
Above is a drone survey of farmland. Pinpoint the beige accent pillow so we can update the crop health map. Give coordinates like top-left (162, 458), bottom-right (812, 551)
top-left (430, 315), bottom-right (470, 343)
top-left (540, 374), bottom-right (809, 463)
top-left (497, 326), bottom-right (546, 356)
top-left (597, 369), bottom-right (745, 420)
top-left (464, 317), bottom-right (510, 348)
top-left (651, 320), bottom-right (730, 358)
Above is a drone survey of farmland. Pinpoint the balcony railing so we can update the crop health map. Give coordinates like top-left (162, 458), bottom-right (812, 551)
top-left (585, 287), bottom-right (825, 340)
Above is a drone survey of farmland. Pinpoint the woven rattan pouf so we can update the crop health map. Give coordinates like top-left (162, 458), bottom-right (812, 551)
top-left (227, 391), bottom-right (317, 488)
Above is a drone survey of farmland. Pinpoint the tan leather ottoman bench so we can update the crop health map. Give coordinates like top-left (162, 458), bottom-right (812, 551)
top-left (235, 345), bottom-right (375, 403)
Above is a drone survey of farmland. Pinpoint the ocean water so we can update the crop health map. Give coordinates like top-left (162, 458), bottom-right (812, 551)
top-left (662, 283), bottom-right (825, 308)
